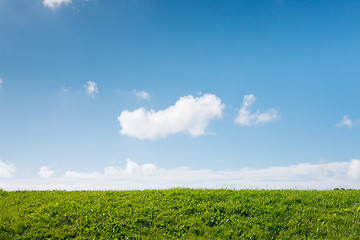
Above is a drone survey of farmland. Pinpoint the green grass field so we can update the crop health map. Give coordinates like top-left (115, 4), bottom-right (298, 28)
top-left (1, 189), bottom-right (360, 239)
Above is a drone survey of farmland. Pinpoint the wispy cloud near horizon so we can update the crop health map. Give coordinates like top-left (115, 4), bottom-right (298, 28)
top-left (38, 166), bottom-right (55, 178)
top-left (0, 160), bottom-right (16, 178)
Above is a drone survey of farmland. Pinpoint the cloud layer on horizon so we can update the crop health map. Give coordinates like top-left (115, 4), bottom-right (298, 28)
top-left (1, 158), bottom-right (360, 190)
top-left (118, 94), bottom-right (224, 139)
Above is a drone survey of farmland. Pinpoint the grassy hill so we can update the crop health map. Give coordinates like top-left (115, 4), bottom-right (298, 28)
top-left (1, 189), bottom-right (360, 239)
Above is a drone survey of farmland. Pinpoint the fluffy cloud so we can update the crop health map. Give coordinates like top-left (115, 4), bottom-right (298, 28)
top-left (235, 94), bottom-right (278, 126)
top-left (104, 158), bottom-right (157, 176)
top-left (118, 94), bottom-right (225, 139)
top-left (84, 81), bottom-right (98, 96)
top-left (62, 159), bottom-right (157, 180)
top-left (43, 0), bottom-right (72, 9)
top-left (0, 160), bottom-right (16, 178)
top-left (38, 166), bottom-right (55, 178)
top-left (1, 159), bottom-right (360, 190)
top-left (336, 115), bottom-right (353, 128)
top-left (133, 90), bottom-right (151, 101)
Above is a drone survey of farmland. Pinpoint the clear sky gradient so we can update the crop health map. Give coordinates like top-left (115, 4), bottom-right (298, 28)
top-left (0, 0), bottom-right (359, 190)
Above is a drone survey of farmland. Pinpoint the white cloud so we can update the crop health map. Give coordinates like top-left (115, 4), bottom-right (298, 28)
top-left (235, 94), bottom-right (278, 126)
top-left (118, 94), bottom-right (225, 140)
top-left (38, 166), bottom-right (55, 178)
top-left (336, 115), bottom-right (353, 128)
top-left (0, 160), bottom-right (16, 178)
top-left (43, 0), bottom-right (72, 9)
top-left (0, 78), bottom-right (2, 88)
top-left (133, 90), bottom-right (151, 101)
top-left (348, 159), bottom-right (360, 178)
top-left (84, 81), bottom-right (98, 96)
top-left (1, 159), bottom-right (360, 190)
top-left (141, 163), bottom-right (157, 176)
top-left (63, 171), bottom-right (101, 179)
top-left (104, 158), bottom-right (157, 176)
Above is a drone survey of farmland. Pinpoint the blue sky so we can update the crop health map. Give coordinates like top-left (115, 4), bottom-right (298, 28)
top-left (0, 0), bottom-right (359, 190)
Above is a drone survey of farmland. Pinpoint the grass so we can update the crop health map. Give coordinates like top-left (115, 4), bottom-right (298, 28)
top-left (1, 188), bottom-right (360, 239)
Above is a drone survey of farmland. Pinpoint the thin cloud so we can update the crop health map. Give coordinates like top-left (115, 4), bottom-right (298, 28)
top-left (1, 159), bottom-right (360, 190)
top-left (235, 94), bottom-right (278, 126)
top-left (63, 171), bottom-right (101, 179)
top-left (38, 166), bottom-right (55, 178)
top-left (43, 0), bottom-right (72, 9)
top-left (336, 115), bottom-right (353, 128)
top-left (84, 81), bottom-right (98, 96)
top-left (118, 94), bottom-right (225, 140)
top-left (0, 78), bottom-right (2, 88)
top-left (0, 160), bottom-right (16, 178)
top-left (65, 159), bottom-right (360, 183)
top-left (133, 90), bottom-right (151, 101)
top-left (61, 86), bottom-right (71, 93)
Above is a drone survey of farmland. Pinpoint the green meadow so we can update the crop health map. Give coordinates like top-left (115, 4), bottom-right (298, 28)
top-left (1, 189), bottom-right (360, 239)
